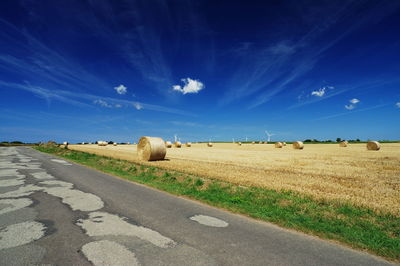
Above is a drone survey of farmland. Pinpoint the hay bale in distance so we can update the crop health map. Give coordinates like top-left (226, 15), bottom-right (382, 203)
top-left (113, 142), bottom-right (117, 146)
top-left (237, 142), bottom-right (242, 146)
top-left (186, 142), bottom-right (192, 147)
top-left (174, 141), bottom-right (182, 148)
top-left (275, 142), bottom-right (283, 148)
top-left (339, 141), bottom-right (348, 147)
top-left (282, 142), bottom-right (286, 146)
top-left (98, 141), bottom-right (108, 146)
top-left (252, 141), bottom-right (255, 144)
top-left (367, 141), bottom-right (380, 151)
top-left (137, 136), bottom-right (166, 161)
top-left (207, 142), bottom-right (213, 147)
top-left (165, 141), bottom-right (172, 148)
top-left (293, 141), bottom-right (304, 150)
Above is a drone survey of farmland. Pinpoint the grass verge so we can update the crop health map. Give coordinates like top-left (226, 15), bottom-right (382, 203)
top-left (34, 145), bottom-right (400, 261)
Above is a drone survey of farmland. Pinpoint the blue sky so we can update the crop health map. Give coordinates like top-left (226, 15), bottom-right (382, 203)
top-left (1, 0), bottom-right (399, 143)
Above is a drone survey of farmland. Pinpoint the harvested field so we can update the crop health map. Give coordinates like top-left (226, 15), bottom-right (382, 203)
top-left (68, 143), bottom-right (400, 216)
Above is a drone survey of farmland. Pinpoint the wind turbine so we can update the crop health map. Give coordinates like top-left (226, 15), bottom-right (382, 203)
top-left (265, 130), bottom-right (274, 142)
top-left (174, 134), bottom-right (178, 142)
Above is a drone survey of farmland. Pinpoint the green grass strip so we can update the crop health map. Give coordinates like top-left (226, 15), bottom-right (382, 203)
top-left (34, 145), bottom-right (400, 261)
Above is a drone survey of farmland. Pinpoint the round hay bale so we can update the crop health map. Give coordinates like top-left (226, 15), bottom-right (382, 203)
top-left (252, 141), bottom-right (255, 144)
top-left (98, 141), bottom-right (108, 146)
top-left (367, 141), bottom-right (380, 151)
top-left (275, 142), bottom-right (283, 148)
top-left (207, 142), bottom-right (213, 147)
top-left (339, 141), bottom-right (348, 147)
top-left (186, 142), bottom-right (192, 147)
top-left (63, 141), bottom-right (68, 146)
top-left (174, 141), bottom-right (182, 148)
top-left (282, 142), bottom-right (287, 146)
top-left (237, 142), bottom-right (242, 146)
top-left (137, 136), bottom-right (166, 161)
top-left (165, 141), bottom-right (172, 148)
top-left (258, 141), bottom-right (262, 144)
top-left (264, 141), bottom-right (267, 144)
top-left (113, 142), bottom-right (117, 146)
top-left (293, 141), bottom-right (304, 150)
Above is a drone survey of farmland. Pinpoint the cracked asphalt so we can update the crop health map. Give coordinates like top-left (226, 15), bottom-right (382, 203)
top-left (0, 147), bottom-right (395, 265)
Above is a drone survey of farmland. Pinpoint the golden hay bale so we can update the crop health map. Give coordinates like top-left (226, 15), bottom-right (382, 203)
top-left (282, 142), bottom-right (286, 146)
top-left (252, 141), bottom-right (255, 144)
top-left (165, 141), bottom-right (172, 148)
top-left (293, 141), bottom-right (304, 149)
top-left (63, 141), bottom-right (68, 146)
top-left (275, 142), bottom-right (283, 148)
top-left (186, 142), bottom-right (192, 147)
top-left (339, 141), bottom-right (348, 147)
top-left (207, 142), bottom-right (213, 147)
top-left (237, 142), bottom-right (242, 146)
top-left (258, 141), bottom-right (262, 144)
top-left (264, 141), bottom-right (267, 144)
top-left (137, 136), bottom-right (166, 161)
top-left (98, 141), bottom-right (107, 146)
top-left (174, 141), bottom-right (182, 148)
top-left (367, 141), bottom-right (380, 151)
top-left (113, 142), bottom-right (117, 146)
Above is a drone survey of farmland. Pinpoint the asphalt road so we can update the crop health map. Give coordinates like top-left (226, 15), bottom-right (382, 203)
top-left (0, 146), bottom-right (395, 265)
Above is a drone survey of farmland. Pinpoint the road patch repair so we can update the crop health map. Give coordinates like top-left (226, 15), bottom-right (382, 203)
top-left (189, 215), bottom-right (229, 227)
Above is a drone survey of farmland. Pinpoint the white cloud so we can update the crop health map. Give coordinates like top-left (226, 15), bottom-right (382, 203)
top-left (94, 99), bottom-right (112, 108)
top-left (114, 84), bottom-right (127, 95)
top-left (172, 78), bottom-right (204, 95)
top-left (115, 104), bottom-right (122, 108)
top-left (311, 86), bottom-right (334, 97)
top-left (133, 102), bottom-right (143, 110)
top-left (345, 98), bottom-right (360, 110)
top-left (311, 88), bottom-right (326, 97)
top-left (350, 98), bottom-right (360, 104)
top-left (396, 102), bottom-right (400, 108)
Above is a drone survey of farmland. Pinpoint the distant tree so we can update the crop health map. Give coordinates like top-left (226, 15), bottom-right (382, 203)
top-left (336, 138), bottom-right (341, 143)
top-left (356, 139), bottom-right (360, 142)
top-left (312, 139), bottom-right (319, 142)
top-left (304, 139), bottom-right (312, 142)
top-left (326, 140), bottom-right (332, 143)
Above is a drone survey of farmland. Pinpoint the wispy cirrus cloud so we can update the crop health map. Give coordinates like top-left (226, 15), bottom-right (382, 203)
top-left (0, 80), bottom-right (195, 116)
top-left (220, 1), bottom-right (400, 109)
top-left (314, 103), bottom-right (389, 121)
top-left (396, 102), bottom-right (400, 108)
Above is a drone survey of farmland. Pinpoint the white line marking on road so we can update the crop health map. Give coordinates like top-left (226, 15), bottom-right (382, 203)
top-left (82, 240), bottom-right (140, 266)
top-left (0, 221), bottom-right (46, 249)
top-left (0, 198), bottom-right (33, 215)
top-left (77, 212), bottom-right (176, 248)
top-left (189, 215), bottom-right (229, 227)
top-left (50, 159), bottom-right (72, 165)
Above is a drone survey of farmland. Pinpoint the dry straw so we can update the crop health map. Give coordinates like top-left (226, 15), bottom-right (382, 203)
top-left (186, 142), bottom-right (192, 147)
top-left (208, 142), bottom-right (213, 147)
top-left (367, 141), bottom-right (380, 151)
top-left (282, 142), bottom-right (286, 146)
top-left (137, 136), bottom-right (166, 161)
top-left (293, 141), bottom-right (304, 149)
top-left (174, 141), bottom-right (182, 148)
top-left (275, 142), bottom-right (283, 148)
top-left (237, 142), bottom-right (242, 146)
top-left (339, 141), bottom-right (348, 147)
top-left (165, 141), bottom-right (172, 148)
top-left (113, 142), bottom-right (117, 146)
